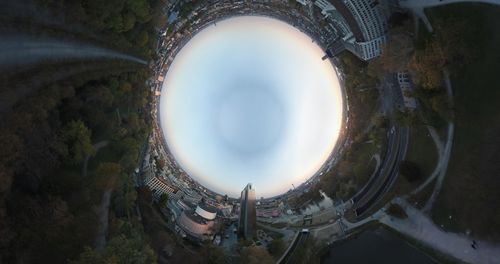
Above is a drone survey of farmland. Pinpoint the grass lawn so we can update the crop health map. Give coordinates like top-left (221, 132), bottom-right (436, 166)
top-left (405, 125), bottom-right (438, 178)
top-left (426, 3), bottom-right (500, 241)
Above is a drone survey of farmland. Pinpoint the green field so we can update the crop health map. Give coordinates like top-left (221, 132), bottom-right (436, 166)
top-left (426, 3), bottom-right (500, 241)
top-left (406, 125), bottom-right (439, 178)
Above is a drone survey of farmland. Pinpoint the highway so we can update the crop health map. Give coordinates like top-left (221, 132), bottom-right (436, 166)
top-left (351, 73), bottom-right (410, 219)
top-left (354, 126), bottom-right (408, 218)
top-left (278, 230), bottom-right (310, 264)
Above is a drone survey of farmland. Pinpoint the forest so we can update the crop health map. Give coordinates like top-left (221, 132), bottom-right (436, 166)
top-left (0, 0), bottom-right (169, 262)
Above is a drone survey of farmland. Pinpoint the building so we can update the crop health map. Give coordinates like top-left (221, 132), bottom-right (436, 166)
top-left (299, 0), bottom-right (394, 61)
top-left (144, 171), bottom-right (181, 201)
top-left (397, 71), bottom-right (417, 109)
top-left (238, 183), bottom-right (256, 239)
top-left (176, 204), bottom-right (218, 241)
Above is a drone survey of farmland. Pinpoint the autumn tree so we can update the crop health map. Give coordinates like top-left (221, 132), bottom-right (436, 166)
top-left (378, 21), bottom-right (415, 72)
top-left (410, 17), bottom-right (473, 89)
top-left (96, 162), bottom-right (122, 191)
top-left (240, 246), bottom-right (274, 264)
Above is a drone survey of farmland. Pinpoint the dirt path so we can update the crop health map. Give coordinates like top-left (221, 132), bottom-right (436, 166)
top-left (95, 190), bottom-right (112, 250)
top-left (82, 140), bottom-right (109, 178)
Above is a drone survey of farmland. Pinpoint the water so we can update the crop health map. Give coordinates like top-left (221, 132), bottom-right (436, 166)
top-left (321, 228), bottom-right (438, 264)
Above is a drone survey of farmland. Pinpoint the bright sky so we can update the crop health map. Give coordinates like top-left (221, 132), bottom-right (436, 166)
top-left (160, 16), bottom-right (343, 198)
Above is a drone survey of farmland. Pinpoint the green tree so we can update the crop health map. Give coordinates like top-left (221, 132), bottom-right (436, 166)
top-left (59, 120), bottom-right (95, 164)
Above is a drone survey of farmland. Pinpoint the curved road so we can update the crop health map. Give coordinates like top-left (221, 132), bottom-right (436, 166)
top-left (400, 0), bottom-right (500, 31)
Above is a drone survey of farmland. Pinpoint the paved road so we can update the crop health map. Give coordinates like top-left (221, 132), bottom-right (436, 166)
top-left (278, 231), bottom-right (310, 264)
top-left (351, 73), bottom-right (409, 218)
top-left (353, 126), bottom-right (409, 218)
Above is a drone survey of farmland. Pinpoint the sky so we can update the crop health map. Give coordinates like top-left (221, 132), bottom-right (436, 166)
top-left (160, 16), bottom-right (343, 198)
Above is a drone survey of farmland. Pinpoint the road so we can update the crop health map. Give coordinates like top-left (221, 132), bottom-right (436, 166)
top-left (350, 73), bottom-right (409, 219)
top-left (278, 231), bottom-right (310, 264)
top-left (353, 126), bottom-right (409, 218)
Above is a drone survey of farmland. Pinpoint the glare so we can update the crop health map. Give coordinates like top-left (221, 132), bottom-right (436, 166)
top-left (160, 16), bottom-right (343, 197)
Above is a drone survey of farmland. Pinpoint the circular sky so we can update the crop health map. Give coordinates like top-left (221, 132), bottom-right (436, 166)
top-left (160, 16), bottom-right (343, 198)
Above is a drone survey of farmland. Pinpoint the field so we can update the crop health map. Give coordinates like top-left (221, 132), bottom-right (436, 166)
top-left (405, 125), bottom-right (438, 178)
top-left (426, 3), bottom-right (500, 241)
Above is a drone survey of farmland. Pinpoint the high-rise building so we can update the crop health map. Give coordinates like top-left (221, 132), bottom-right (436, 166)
top-left (238, 183), bottom-right (256, 239)
top-left (298, 0), bottom-right (396, 61)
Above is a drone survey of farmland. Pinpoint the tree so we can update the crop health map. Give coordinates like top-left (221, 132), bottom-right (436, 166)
top-left (292, 237), bottom-right (320, 263)
top-left (379, 25), bottom-right (414, 72)
top-left (59, 120), bottom-right (95, 164)
top-left (72, 234), bottom-right (156, 264)
top-left (240, 246), bottom-right (274, 264)
top-left (267, 238), bottom-right (285, 258)
top-left (399, 160), bottom-right (421, 182)
top-left (395, 109), bottom-right (419, 126)
top-left (203, 243), bottom-right (227, 264)
top-left (409, 46), bottom-right (443, 89)
top-left (95, 162), bottom-right (122, 191)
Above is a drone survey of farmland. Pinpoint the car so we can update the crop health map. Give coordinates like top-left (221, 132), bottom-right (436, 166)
top-left (301, 229), bottom-right (309, 233)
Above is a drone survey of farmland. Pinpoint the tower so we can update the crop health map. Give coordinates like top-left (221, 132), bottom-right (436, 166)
top-left (238, 183), bottom-right (256, 239)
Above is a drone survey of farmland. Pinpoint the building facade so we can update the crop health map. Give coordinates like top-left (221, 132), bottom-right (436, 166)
top-left (238, 184), bottom-right (256, 239)
top-left (144, 171), bottom-right (181, 201)
top-left (297, 0), bottom-right (395, 61)
top-left (176, 203), bottom-right (218, 241)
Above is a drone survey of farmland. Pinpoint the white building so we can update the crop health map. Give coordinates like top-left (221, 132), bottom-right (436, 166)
top-left (144, 171), bottom-right (181, 201)
top-left (295, 0), bottom-right (310, 6)
top-left (306, 0), bottom-right (395, 61)
top-left (315, 0), bottom-right (336, 15)
top-left (397, 71), bottom-right (417, 109)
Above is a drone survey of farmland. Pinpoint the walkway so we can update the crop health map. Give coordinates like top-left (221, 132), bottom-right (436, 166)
top-left (82, 140), bottom-right (109, 178)
top-left (381, 198), bottom-right (500, 264)
top-left (399, 0), bottom-right (500, 31)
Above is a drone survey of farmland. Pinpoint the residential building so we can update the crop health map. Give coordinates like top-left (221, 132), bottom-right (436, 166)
top-left (144, 171), bottom-right (181, 201)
